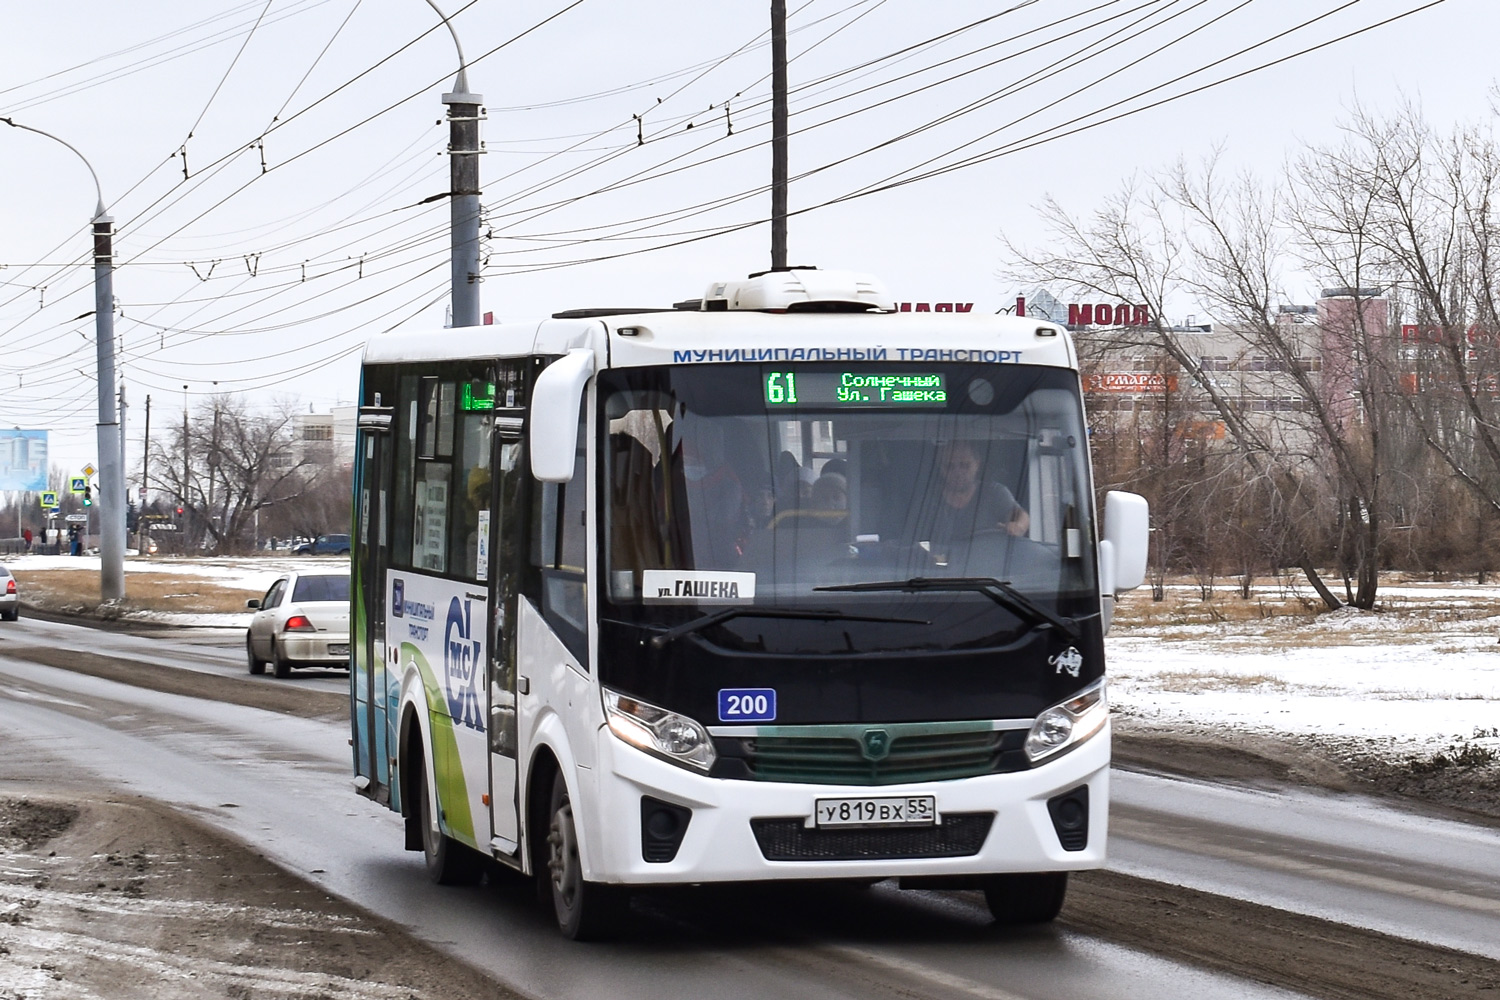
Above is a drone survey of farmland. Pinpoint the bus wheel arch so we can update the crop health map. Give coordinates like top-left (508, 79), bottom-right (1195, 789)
top-left (398, 705), bottom-right (425, 851)
top-left (526, 747), bottom-right (561, 883)
top-left (399, 704), bottom-right (483, 885)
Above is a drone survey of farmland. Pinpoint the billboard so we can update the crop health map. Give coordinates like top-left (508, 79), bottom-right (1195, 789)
top-left (1083, 373), bottom-right (1178, 393)
top-left (0, 430), bottom-right (48, 492)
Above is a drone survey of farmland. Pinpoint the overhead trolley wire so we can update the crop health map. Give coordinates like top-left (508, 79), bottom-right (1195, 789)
top-left (470, 0), bottom-right (1448, 279)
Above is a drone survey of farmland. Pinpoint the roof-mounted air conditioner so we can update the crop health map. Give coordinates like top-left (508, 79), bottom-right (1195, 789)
top-left (700, 268), bottom-right (895, 312)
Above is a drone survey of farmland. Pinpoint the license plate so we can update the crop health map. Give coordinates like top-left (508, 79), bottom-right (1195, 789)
top-left (814, 795), bottom-right (936, 828)
top-left (327, 644), bottom-right (349, 657)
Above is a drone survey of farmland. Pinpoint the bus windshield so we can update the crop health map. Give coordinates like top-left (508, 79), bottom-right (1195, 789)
top-left (601, 362), bottom-right (1096, 611)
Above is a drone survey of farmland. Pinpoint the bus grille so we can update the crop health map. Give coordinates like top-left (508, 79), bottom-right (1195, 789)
top-left (750, 813), bottom-right (994, 861)
top-left (714, 729), bottom-right (1027, 785)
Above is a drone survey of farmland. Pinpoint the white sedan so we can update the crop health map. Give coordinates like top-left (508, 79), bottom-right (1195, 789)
top-left (245, 572), bottom-right (350, 678)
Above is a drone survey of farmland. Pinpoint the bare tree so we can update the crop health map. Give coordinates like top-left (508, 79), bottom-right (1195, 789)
top-left (149, 396), bottom-right (320, 554)
top-left (1001, 169), bottom-right (1345, 608)
top-left (1340, 106), bottom-right (1500, 527)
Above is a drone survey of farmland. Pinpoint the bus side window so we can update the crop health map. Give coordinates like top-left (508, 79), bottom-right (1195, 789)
top-left (391, 374), bottom-right (419, 568)
top-left (414, 462), bottom-right (451, 573)
top-left (417, 377), bottom-right (456, 459)
top-left (452, 405), bottom-right (493, 580)
top-left (530, 403), bottom-right (588, 665)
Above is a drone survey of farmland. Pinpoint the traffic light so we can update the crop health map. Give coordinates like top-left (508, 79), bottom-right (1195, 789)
top-left (82, 484), bottom-right (93, 507)
top-left (176, 505), bottom-right (184, 516)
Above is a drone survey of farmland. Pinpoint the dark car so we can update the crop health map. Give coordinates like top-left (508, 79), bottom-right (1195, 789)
top-left (294, 533), bottom-right (350, 556)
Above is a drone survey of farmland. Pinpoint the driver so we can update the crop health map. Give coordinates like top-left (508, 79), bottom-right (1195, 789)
top-left (920, 440), bottom-right (1029, 545)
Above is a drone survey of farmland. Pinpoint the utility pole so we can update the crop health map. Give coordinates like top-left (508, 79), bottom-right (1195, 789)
top-left (118, 382), bottom-right (127, 540)
top-left (2, 119), bottom-right (126, 598)
top-left (91, 203), bottom-right (124, 595)
top-left (426, 1), bottom-right (484, 328)
top-left (141, 394), bottom-right (151, 554)
top-left (771, 0), bottom-right (789, 271)
top-left (182, 384), bottom-right (189, 520)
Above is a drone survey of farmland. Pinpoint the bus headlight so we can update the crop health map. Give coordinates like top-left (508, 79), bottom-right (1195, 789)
top-left (1024, 680), bottom-right (1107, 764)
top-left (603, 688), bottom-right (716, 773)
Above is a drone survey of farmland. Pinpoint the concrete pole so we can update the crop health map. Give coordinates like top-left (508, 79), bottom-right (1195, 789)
top-left (425, 1), bottom-right (483, 328)
top-left (94, 213), bottom-right (124, 599)
top-left (445, 89), bottom-right (484, 328)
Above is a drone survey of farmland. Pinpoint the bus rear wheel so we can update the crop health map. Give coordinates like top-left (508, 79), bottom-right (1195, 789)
top-left (546, 772), bottom-right (628, 940)
top-left (416, 754), bottom-right (483, 886)
top-left (983, 872), bottom-right (1068, 924)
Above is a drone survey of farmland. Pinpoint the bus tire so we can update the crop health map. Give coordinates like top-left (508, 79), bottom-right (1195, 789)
top-left (546, 772), bottom-right (628, 940)
top-left (246, 637), bottom-right (265, 675)
top-left (416, 751), bottom-right (484, 886)
top-left (983, 872), bottom-right (1068, 925)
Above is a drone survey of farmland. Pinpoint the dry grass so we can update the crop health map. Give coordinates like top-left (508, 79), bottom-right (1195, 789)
top-left (1115, 578), bottom-right (1500, 632)
top-left (1114, 589), bottom-right (1321, 629)
top-left (13, 569), bottom-right (253, 615)
top-left (1142, 669), bottom-right (1328, 694)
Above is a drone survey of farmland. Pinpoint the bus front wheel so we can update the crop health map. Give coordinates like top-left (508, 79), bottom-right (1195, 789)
top-left (983, 872), bottom-right (1068, 924)
top-left (546, 772), bottom-right (628, 940)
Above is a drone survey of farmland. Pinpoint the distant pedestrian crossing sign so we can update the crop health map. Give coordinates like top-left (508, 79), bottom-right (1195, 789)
top-left (69, 476), bottom-right (88, 494)
top-left (40, 491), bottom-right (59, 508)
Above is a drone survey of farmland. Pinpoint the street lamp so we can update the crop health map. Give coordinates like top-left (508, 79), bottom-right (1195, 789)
top-left (424, 0), bottom-right (484, 328)
top-left (3, 117), bottom-right (125, 601)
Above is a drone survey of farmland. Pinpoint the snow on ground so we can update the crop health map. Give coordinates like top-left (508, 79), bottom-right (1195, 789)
top-left (1109, 598), bottom-right (1500, 753)
top-left (0, 553), bottom-right (331, 590)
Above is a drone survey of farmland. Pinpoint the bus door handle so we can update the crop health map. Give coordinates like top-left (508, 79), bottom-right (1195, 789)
top-left (518, 676), bottom-right (530, 695)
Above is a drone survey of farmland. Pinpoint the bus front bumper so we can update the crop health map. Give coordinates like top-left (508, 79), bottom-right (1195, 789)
top-left (584, 719), bottom-right (1110, 885)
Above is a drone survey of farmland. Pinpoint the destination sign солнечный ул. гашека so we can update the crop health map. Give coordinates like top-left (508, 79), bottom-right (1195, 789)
top-left (764, 371), bottom-right (947, 407)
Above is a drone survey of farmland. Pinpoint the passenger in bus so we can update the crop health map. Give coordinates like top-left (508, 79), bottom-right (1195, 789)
top-left (667, 418), bottom-right (746, 567)
top-left (917, 440), bottom-right (1029, 545)
top-left (773, 450), bottom-right (805, 512)
top-left (810, 470), bottom-right (847, 513)
top-left (745, 482), bottom-right (778, 531)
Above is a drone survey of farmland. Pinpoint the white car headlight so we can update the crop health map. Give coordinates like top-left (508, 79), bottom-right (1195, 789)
top-left (603, 688), bottom-right (716, 772)
top-left (1025, 679), bottom-right (1108, 764)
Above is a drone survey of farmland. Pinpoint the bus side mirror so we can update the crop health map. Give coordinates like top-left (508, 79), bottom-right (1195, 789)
top-left (1099, 491), bottom-right (1149, 594)
top-left (530, 348), bottom-right (595, 483)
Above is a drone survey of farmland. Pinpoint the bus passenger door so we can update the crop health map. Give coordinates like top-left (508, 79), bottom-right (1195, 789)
top-left (354, 407), bottom-right (394, 801)
top-left (487, 413), bottom-right (526, 850)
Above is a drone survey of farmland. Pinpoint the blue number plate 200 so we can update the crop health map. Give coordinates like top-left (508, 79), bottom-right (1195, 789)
top-left (718, 688), bottom-right (776, 722)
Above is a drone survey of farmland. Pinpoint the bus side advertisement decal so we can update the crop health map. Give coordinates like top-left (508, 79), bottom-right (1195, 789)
top-left (389, 571), bottom-right (491, 850)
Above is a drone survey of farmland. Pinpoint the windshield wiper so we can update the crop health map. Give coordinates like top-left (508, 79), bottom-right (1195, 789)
top-left (649, 607), bottom-right (928, 649)
top-left (815, 577), bottom-right (1083, 645)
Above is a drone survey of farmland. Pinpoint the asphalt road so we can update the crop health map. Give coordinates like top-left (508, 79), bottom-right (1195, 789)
top-left (1, 614), bottom-right (1497, 998)
top-left (13, 611), bottom-right (350, 694)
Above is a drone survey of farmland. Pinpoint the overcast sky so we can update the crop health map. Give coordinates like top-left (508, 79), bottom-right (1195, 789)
top-left (0, 0), bottom-right (1493, 479)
